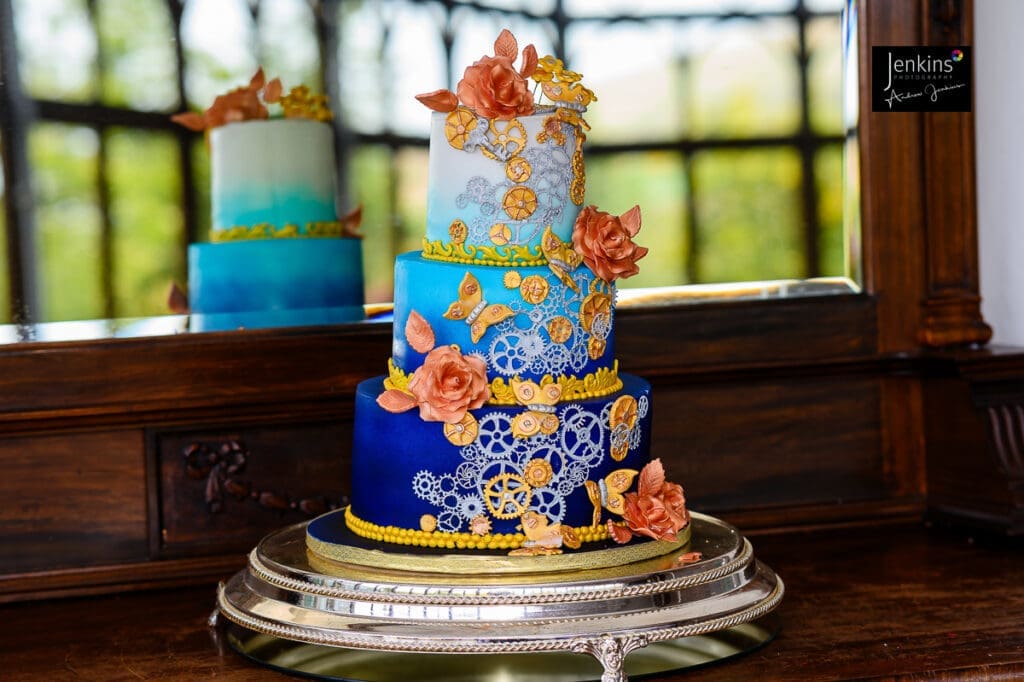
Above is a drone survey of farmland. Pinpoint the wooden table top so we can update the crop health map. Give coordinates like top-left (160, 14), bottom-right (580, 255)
top-left (3, 520), bottom-right (1024, 681)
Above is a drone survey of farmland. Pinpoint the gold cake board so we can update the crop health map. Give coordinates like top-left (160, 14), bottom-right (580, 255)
top-left (213, 511), bottom-right (783, 681)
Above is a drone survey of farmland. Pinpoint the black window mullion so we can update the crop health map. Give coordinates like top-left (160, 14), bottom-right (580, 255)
top-left (795, 0), bottom-right (822, 279)
top-left (0, 0), bottom-right (38, 324)
top-left (167, 0), bottom-right (197, 256)
top-left (87, 0), bottom-right (115, 319)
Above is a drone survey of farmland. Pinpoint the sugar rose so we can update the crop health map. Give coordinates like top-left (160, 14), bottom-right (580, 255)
top-left (620, 487), bottom-right (688, 543)
top-left (571, 205), bottom-right (649, 282)
top-left (407, 345), bottom-right (490, 423)
top-left (457, 55), bottom-right (535, 120)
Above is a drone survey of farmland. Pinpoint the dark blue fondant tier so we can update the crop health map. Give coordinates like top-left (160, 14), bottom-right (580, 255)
top-left (392, 251), bottom-right (616, 386)
top-left (188, 238), bottom-right (365, 324)
top-left (349, 373), bottom-right (652, 541)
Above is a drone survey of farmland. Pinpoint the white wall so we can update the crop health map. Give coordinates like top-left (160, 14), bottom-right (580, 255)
top-left (976, 0), bottom-right (1024, 345)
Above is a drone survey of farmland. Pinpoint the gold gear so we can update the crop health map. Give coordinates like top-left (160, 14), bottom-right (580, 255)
top-left (443, 413), bottom-right (479, 446)
top-left (448, 219), bottom-right (468, 244)
top-left (483, 473), bottom-right (532, 520)
top-left (502, 186), bottom-right (538, 221)
top-left (445, 107), bottom-right (478, 150)
top-left (609, 395), bottom-right (638, 431)
top-left (489, 223), bottom-right (512, 245)
top-left (505, 155), bottom-right (532, 183)
top-left (523, 458), bottom-right (554, 488)
top-left (547, 316), bottom-right (573, 344)
top-left (519, 275), bottom-right (549, 304)
top-left (482, 118), bottom-right (526, 160)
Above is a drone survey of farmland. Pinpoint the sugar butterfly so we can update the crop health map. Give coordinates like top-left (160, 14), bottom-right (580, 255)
top-left (510, 379), bottom-right (562, 439)
top-left (540, 226), bottom-right (582, 294)
top-left (585, 468), bottom-right (639, 527)
top-left (443, 272), bottom-right (514, 343)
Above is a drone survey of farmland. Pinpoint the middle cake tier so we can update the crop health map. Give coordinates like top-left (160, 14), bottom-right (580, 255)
top-left (392, 251), bottom-right (618, 391)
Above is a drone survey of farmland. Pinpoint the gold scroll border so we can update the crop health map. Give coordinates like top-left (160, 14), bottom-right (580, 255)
top-left (385, 359), bottom-right (623, 406)
top-left (211, 220), bottom-right (347, 243)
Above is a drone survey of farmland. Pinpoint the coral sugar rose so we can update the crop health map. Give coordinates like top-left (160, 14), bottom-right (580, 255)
top-left (572, 205), bottom-right (649, 282)
top-left (457, 55), bottom-right (535, 120)
top-left (407, 345), bottom-right (491, 423)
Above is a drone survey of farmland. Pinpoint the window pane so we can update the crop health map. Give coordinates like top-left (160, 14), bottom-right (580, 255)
top-left (29, 124), bottom-right (103, 322)
top-left (96, 0), bottom-right (178, 111)
top-left (568, 21), bottom-right (685, 143)
top-left (396, 146), bottom-right (428, 253)
top-left (804, 0), bottom-right (844, 12)
top-left (107, 129), bottom-right (183, 318)
top-left (388, 3), bottom-right (446, 136)
top-left (348, 146), bottom-right (393, 303)
top-left (257, 0), bottom-right (321, 89)
top-left (14, 0), bottom-right (98, 102)
top-left (807, 16), bottom-right (842, 134)
top-left (449, 7), bottom-right (555, 86)
top-left (586, 152), bottom-right (688, 287)
top-left (453, 0), bottom-right (556, 13)
top-left (180, 0), bottom-right (257, 109)
top-left (816, 143), bottom-right (844, 277)
top-left (337, 2), bottom-right (387, 134)
top-left (690, 18), bottom-right (800, 138)
top-left (564, 0), bottom-right (798, 16)
top-left (693, 148), bottom-right (803, 282)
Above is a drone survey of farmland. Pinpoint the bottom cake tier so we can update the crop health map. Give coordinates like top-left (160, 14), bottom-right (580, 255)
top-left (188, 238), bottom-right (364, 329)
top-left (348, 373), bottom-right (653, 552)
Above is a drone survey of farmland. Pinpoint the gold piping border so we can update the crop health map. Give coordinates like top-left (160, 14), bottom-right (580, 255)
top-left (385, 359), bottom-right (623, 405)
top-left (211, 220), bottom-right (348, 243)
top-left (421, 238), bottom-right (547, 267)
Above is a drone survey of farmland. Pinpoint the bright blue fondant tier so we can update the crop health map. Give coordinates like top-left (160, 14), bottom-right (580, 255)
top-left (348, 373), bottom-right (652, 538)
top-left (188, 238), bottom-right (365, 319)
top-left (392, 251), bottom-right (616, 384)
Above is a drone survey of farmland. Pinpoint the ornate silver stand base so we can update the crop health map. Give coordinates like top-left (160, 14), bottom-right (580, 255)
top-left (214, 512), bottom-right (783, 681)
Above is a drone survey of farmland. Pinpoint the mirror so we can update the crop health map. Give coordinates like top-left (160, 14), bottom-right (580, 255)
top-left (0, 0), bottom-right (856, 339)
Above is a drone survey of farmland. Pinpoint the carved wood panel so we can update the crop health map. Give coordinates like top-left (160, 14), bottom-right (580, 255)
top-left (151, 420), bottom-right (351, 558)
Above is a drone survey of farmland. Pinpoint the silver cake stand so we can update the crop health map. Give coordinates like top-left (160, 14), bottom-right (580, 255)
top-left (213, 512), bottom-right (783, 681)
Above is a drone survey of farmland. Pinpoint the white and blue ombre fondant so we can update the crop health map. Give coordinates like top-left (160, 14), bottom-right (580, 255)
top-left (211, 119), bottom-right (338, 235)
top-left (392, 252), bottom-right (616, 385)
top-left (187, 117), bottom-right (365, 330)
top-left (349, 373), bottom-right (652, 536)
top-left (424, 108), bottom-right (582, 260)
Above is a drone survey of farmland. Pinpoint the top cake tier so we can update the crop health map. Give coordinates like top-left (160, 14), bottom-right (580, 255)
top-left (424, 107), bottom-right (584, 265)
top-left (210, 118), bottom-right (339, 240)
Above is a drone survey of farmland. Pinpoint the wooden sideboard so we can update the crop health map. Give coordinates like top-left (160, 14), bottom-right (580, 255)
top-left (1, 305), bottom-right (1022, 603)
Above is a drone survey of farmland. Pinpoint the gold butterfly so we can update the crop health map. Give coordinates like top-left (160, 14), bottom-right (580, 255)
top-left (541, 226), bottom-right (582, 293)
top-left (443, 272), bottom-right (514, 343)
top-left (585, 468), bottom-right (638, 527)
top-left (510, 379), bottom-right (562, 439)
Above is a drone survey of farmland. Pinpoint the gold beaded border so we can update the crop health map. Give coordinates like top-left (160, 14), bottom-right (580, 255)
top-left (344, 506), bottom-right (608, 551)
top-left (421, 238), bottom-right (547, 267)
top-left (212, 220), bottom-right (347, 243)
top-left (384, 360), bottom-right (623, 406)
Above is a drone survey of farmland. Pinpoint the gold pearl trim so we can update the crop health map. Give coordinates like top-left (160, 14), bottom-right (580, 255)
top-left (345, 506), bottom-right (609, 550)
